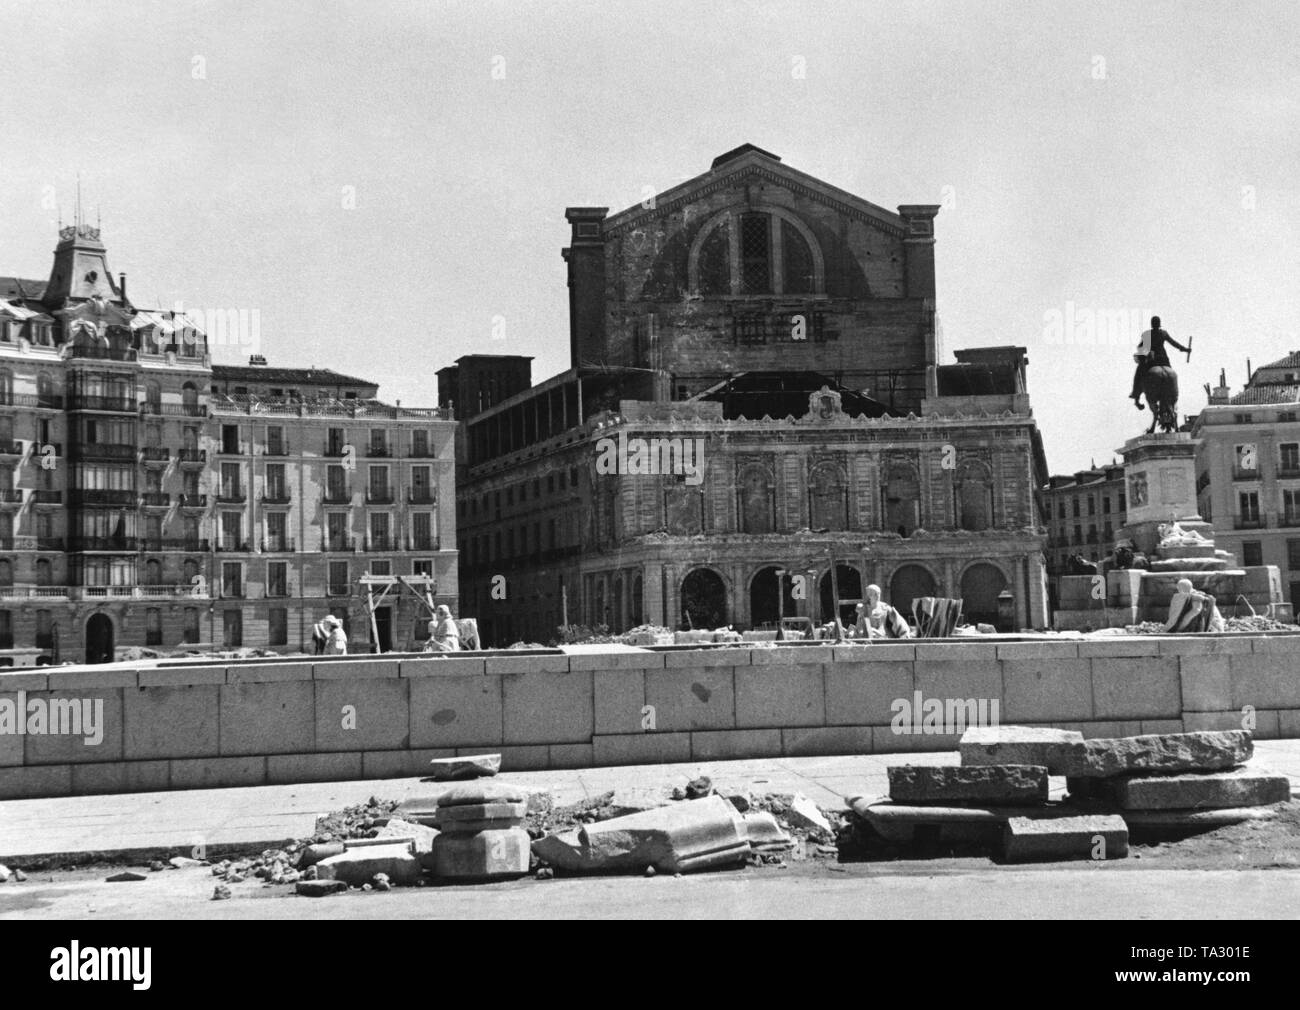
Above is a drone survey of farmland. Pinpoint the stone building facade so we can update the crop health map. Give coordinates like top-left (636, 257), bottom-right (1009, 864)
top-left (1194, 355), bottom-right (1300, 610)
top-left (1041, 464), bottom-right (1128, 574)
top-left (449, 146), bottom-right (1051, 645)
top-left (0, 224), bottom-right (456, 662)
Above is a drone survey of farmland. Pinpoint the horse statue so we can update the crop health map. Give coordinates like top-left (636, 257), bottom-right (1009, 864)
top-left (1141, 364), bottom-right (1180, 434)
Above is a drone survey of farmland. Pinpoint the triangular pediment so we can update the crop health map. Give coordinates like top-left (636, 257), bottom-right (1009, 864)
top-left (604, 146), bottom-right (907, 237)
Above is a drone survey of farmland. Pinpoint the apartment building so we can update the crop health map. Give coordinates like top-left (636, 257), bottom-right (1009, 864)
top-left (0, 223), bottom-right (457, 662)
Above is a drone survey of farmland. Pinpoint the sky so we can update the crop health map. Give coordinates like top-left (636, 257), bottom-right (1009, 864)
top-left (1, 0), bottom-right (1296, 474)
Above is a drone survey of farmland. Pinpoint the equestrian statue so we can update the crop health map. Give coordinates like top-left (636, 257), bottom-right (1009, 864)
top-left (1129, 314), bottom-right (1191, 434)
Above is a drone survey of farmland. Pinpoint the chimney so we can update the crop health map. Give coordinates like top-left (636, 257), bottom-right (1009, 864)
top-left (249, 354), bottom-right (267, 366)
top-left (118, 272), bottom-right (127, 301)
top-left (562, 207), bottom-right (609, 369)
top-left (896, 205), bottom-right (940, 302)
top-left (1208, 366), bottom-right (1231, 404)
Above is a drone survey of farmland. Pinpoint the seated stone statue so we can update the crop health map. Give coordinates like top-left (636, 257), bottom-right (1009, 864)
top-left (1163, 578), bottom-right (1225, 633)
top-left (854, 584), bottom-right (913, 639)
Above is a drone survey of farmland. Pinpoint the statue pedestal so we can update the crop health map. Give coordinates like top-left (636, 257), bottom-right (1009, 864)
top-left (1117, 432), bottom-right (1204, 555)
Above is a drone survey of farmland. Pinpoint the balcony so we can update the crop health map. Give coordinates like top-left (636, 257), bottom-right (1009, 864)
top-left (142, 446), bottom-right (171, 465)
top-left (408, 446), bottom-right (437, 459)
top-left (323, 489), bottom-right (352, 504)
top-left (1232, 468), bottom-right (1260, 482)
top-left (1280, 511), bottom-right (1300, 529)
top-left (134, 584), bottom-right (205, 599)
top-left (1233, 513), bottom-right (1268, 530)
top-left (179, 494), bottom-right (207, 508)
top-left (141, 402), bottom-right (207, 417)
top-left (365, 536), bottom-right (395, 552)
top-left (366, 489), bottom-right (394, 505)
top-left (410, 537), bottom-right (438, 552)
top-left (1279, 465), bottom-right (1300, 480)
top-left (408, 489), bottom-right (435, 504)
top-left (327, 584), bottom-right (350, 596)
top-left (140, 537), bottom-right (209, 552)
top-left (324, 442), bottom-right (348, 457)
top-left (216, 489), bottom-right (246, 504)
top-left (261, 538), bottom-right (296, 553)
top-left (179, 449), bottom-right (206, 466)
top-left (0, 440), bottom-right (23, 456)
top-left (68, 395), bottom-right (136, 412)
top-left (262, 490), bottom-right (292, 505)
top-left (140, 492), bottom-right (172, 507)
top-left (217, 441), bottom-right (247, 456)
top-left (264, 442), bottom-right (290, 456)
top-left (67, 344), bottom-right (137, 363)
top-left (0, 586), bottom-right (69, 600)
top-left (323, 536), bottom-right (355, 552)
top-left (69, 489), bottom-right (136, 507)
top-left (34, 536), bottom-right (64, 550)
top-left (221, 586), bottom-right (245, 600)
top-left (0, 489), bottom-right (22, 504)
top-left (68, 536), bottom-right (139, 552)
top-left (72, 443), bottom-right (137, 462)
top-left (0, 393), bottom-right (66, 410)
top-left (366, 444), bottom-right (392, 458)
top-left (215, 540), bottom-right (250, 552)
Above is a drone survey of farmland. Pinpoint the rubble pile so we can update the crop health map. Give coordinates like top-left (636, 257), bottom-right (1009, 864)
top-left (1124, 617), bottom-right (1297, 634)
top-left (846, 727), bottom-right (1290, 862)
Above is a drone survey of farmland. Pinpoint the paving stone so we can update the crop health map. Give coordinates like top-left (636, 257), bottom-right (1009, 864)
top-left (434, 780), bottom-right (529, 806)
top-left (296, 878), bottom-right (349, 897)
top-left (887, 764), bottom-right (1049, 806)
top-left (1063, 730), bottom-right (1254, 779)
top-left (1102, 768), bottom-right (1291, 810)
top-left (433, 801), bottom-right (527, 830)
top-left (1003, 815), bottom-right (1129, 862)
top-left (427, 753), bottom-right (501, 781)
top-left (315, 843), bottom-right (423, 886)
top-left (959, 726), bottom-right (1085, 774)
top-left (426, 827), bottom-right (531, 879)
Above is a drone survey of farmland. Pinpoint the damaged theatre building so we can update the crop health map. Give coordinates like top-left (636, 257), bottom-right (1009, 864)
top-left (441, 145), bottom-right (1050, 646)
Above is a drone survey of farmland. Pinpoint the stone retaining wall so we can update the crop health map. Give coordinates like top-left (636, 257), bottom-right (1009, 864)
top-left (2, 635), bottom-right (1298, 799)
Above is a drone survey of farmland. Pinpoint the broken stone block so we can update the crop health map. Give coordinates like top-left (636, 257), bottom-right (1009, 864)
top-left (1122, 806), bottom-right (1281, 830)
top-left (595, 788), bottom-right (672, 820)
top-left (211, 884), bottom-right (232, 900)
top-left (888, 764), bottom-right (1049, 806)
top-left (393, 798), bottom-right (440, 827)
top-left (1063, 730), bottom-right (1254, 779)
top-left (436, 780), bottom-right (529, 806)
top-left (0, 864), bottom-right (10, 883)
top-left (530, 829), bottom-right (588, 871)
top-left (741, 811), bottom-right (794, 852)
top-left (960, 726), bottom-right (1085, 774)
top-left (578, 794), bottom-right (750, 873)
top-left (316, 843), bottom-right (423, 887)
top-left (1003, 815), bottom-right (1129, 862)
top-left (427, 754), bottom-right (501, 781)
top-left (849, 795), bottom-right (1063, 845)
top-left (296, 878), bottom-right (349, 897)
top-left (168, 856), bottom-right (202, 869)
top-left (299, 842), bottom-right (345, 867)
top-left (721, 789), bottom-right (753, 813)
top-left (427, 827), bottom-right (531, 879)
top-left (377, 819), bottom-right (439, 853)
top-left (784, 794), bottom-right (834, 835)
top-left (1099, 768), bottom-right (1291, 810)
top-left (433, 801), bottom-right (528, 830)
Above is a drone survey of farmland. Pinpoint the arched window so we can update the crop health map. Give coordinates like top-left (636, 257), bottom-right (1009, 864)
top-left (689, 208), bottom-right (823, 297)
top-left (145, 558), bottom-right (162, 586)
top-left (182, 382), bottom-right (198, 413)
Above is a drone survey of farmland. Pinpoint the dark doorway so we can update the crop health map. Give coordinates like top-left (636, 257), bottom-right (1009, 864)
top-left (819, 564), bottom-right (863, 626)
top-left (960, 563), bottom-right (1008, 628)
top-left (85, 613), bottom-right (114, 664)
top-left (374, 607), bottom-right (393, 653)
top-left (680, 568), bottom-right (727, 630)
top-left (749, 566), bottom-right (797, 629)
top-left (889, 564), bottom-right (938, 618)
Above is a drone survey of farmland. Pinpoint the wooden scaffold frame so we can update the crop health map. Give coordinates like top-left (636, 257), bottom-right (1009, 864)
top-left (359, 573), bottom-right (439, 654)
